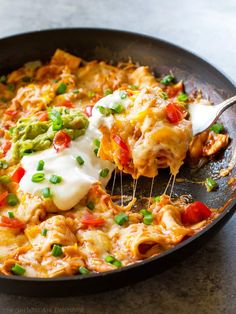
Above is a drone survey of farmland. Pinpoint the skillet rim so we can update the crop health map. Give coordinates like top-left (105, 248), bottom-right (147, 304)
top-left (0, 27), bottom-right (235, 284)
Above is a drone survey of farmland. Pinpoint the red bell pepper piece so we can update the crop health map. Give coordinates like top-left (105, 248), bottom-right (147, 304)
top-left (53, 130), bottom-right (71, 152)
top-left (11, 166), bottom-right (26, 183)
top-left (165, 103), bottom-right (183, 124)
top-left (181, 201), bottom-right (212, 225)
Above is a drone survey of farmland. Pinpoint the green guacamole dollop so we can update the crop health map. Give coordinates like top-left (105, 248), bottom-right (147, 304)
top-left (12, 107), bottom-right (89, 161)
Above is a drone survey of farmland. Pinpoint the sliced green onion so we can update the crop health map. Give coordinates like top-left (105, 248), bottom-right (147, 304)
top-left (160, 92), bottom-right (168, 100)
top-left (205, 178), bottom-right (218, 192)
top-left (0, 175), bottom-right (11, 184)
top-left (49, 175), bottom-right (62, 184)
top-left (160, 74), bottom-right (174, 85)
top-left (100, 168), bottom-right (109, 178)
top-left (114, 212), bottom-right (129, 225)
top-left (32, 173), bottom-right (45, 183)
top-left (7, 193), bottom-right (19, 206)
top-left (0, 75), bottom-right (7, 84)
top-left (23, 149), bottom-right (33, 156)
top-left (110, 103), bottom-right (124, 114)
top-left (22, 76), bottom-right (31, 83)
top-left (11, 263), bottom-right (26, 276)
top-left (120, 91), bottom-right (127, 99)
top-left (51, 244), bottom-right (63, 257)
top-left (210, 123), bottom-right (224, 134)
top-left (154, 196), bottom-right (161, 202)
top-left (49, 110), bottom-right (63, 131)
top-left (7, 83), bottom-right (15, 92)
top-left (94, 148), bottom-right (99, 156)
top-left (129, 85), bottom-right (138, 90)
top-left (93, 139), bottom-right (100, 148)
top-left (177, 92), bottom-right (188, 102)
top-left (0, 160), bottom-right (8, 169)
top-left (140, 209), bottom-right (153, 225)
top-left (1, 96), bottom-right (7, 103)
top-left (76, 155), bottom-right (84, 166)
top-left (87, 201), bottom-right (95, 210)
top-left (56, 82), bottom-right (67, 95)
top-left (8, 211), bottom-right (14, 218)
top-left (8, 127), bottom-right (15, 135)
top-left (36, 160), bottom-right (45, 171)
top-left (88, 91), bottom-right (95, 98)
top-left (41, 228), bottom-right (48, 237)
top-left (78, 266), bottom-right (90, 275)
top-left (42, 187), bottom-right (52, 198)
top-left (97, 105), bottom-right (111, 116)
top-left (105, 255), bottom-right (115, 263)
top-left (105, 255), bottom-right (122, 267)
top-left (73, 89), bottom-right (80, 94)
top-left (104, 89), bottom-right (113, 96)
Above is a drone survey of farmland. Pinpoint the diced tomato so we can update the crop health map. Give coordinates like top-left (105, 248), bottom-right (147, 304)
top-left (112, 134), bottom-right (130, 165)
top-left (85, 106), bottom-right (93, 117)
top-left (37, 111), bottom-right (49, 122)
top-left (11, 166), bottom-right (26, 183)
top-left (0, 191), bottom-right (8, 206)
top-left (165, 103), bottom-right (183, 124)
top-left (181, 201), bottom-right (212, 225)
top-left (2, 141), bottom-right (11, 155)
top-left (0, 216), bottom-right (25, 229)
top-left (61, 100), bottom-right (75, 108)
top-left (53, 130), bottom-right (71, 152)
top-left (81, 213), bottom-right (105, 227)
top-left (5, 110), bottom-right (18, 116)
top-left (112, 135), bottom-right (129, 152)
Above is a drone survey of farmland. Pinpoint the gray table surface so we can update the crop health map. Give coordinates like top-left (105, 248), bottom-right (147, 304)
top-left (0, 0), bottom-right (235, 313)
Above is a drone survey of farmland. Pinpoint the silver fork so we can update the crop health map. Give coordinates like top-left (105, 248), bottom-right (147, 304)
top-left (189, 95), bottom-right (236, 136)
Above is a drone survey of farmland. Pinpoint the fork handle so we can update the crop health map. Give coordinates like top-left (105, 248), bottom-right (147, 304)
top-left (215, 95), bottom-right (236, 120)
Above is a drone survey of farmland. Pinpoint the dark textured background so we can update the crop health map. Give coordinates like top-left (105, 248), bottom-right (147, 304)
top-left (0, 0), bottom-right (235, 313)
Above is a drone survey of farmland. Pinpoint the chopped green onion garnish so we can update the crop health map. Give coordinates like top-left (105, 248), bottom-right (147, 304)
top-left (0, 75), bottom-right (7, 84)
top-left (51, 244), bottom-right (63, 257)
top-left (210, 123), bottom-right (224, 134)
top-left (0, 160), bottom-right (8, 169)
top-left (53, 119), bottom-right (63, 131)
top-left (160, 92), bottom-right (168, 100)
top-left (11, 263), bottom-right (26, 276)
top-left (87, 201), bottom-right (95, 210)
top-left (32, 173), bottom-right (45, 183)
top-left (110, 103), bottom-right (124, 114)
top-left (0, 175), bottom-right (11, 184)
top-left (93, 139), bottom-right (100, 148)
top-left (49, 175), bottom-right (62, 184)
top-left (56, 82), bottom-right (67, 95)
top-left (23, 149), bottom-right (33, 156)
top-left (177, 92), bottom-right (188, 102)
top-left (114, 212), bottom-right (129, 225)
top-left (120, 91), bottom-right (127, 99)
top-left (42, 187), bottom-right (52, 198)
top-left (8, 127), bottom-right (15, 135)
top-left (7, 193), bottom-right (19, 206)
top-left (105, 255), bottom-right (122, 267)
top-left (154, 196), bottom-right (161, 202)
top-left (7, 83), bottom-right (15, 92)
top-left (105, 255), bottom-right (115, 263)
top-left (78, 266), bottom-right (90, 275)
top-left (160, 74), bottom-right (174, 85)
top-left (104, 89), bottom-right (113, 96)
top-left (205, 178), bottom-right (218, 192)
top-left (94, 148), bottom-right (99, 156)
top-left (22, 76), bottom-right (31, 83)
top-left (36, 160), bottom-right (45, 171)
top-left (8, 211), bottom-right (14, 218)
top-left (88, 91), bottom-right (95, 98)
top-left (76, 155), bottom-right (84, 166)
top-left (100, 168), bottom-right (109, 178)
top-left (41, 228), bottom-right (48, 237)
top-left (97, 105), bottom-right (111, 116)
top-left (49, 110), bottom-right (63, 131)
top-left (1, 96), bottom-right (7, 103)
top-left (129, 85), bottom-right (138, 90)
top-left (73, 89), bottom-right (80, 94)
top-left (140, 209), bottom-right (153, 225)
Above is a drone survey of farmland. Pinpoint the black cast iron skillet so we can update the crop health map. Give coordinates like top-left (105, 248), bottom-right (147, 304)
top-left (0, 28), bottom-right (235, 297)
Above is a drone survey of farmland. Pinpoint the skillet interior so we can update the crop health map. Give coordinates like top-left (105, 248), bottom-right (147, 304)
top-left (0, 28), bottom-right (235, 296)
